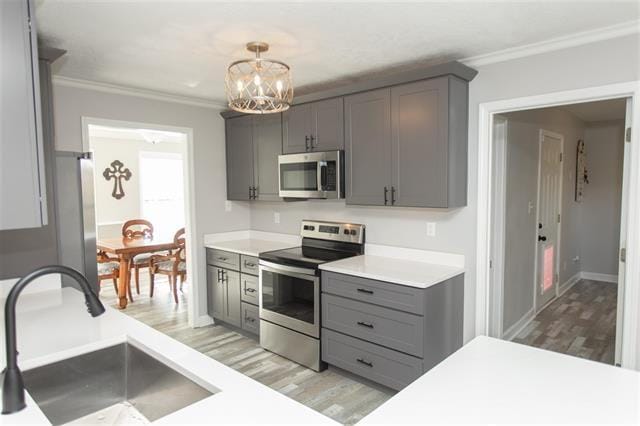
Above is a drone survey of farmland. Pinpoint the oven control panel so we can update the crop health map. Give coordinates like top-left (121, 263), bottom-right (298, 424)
top-left (300, 220), bottom-right (365, 244)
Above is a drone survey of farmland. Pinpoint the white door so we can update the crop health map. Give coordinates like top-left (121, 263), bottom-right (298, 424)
top-left (614, 97), bottom-right (632, 365)
top-left (535, 130), bottom-right (563, 311)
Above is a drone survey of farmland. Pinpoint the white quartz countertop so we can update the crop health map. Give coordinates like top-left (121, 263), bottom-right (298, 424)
top-left (360, 336), bottom-right (640, 425)
top-left (0, 288), bottom-right (335, 425)
top-left (203, 230), bottom-right (300, 257)
top-left (320, 254), bottom-right (464, 288)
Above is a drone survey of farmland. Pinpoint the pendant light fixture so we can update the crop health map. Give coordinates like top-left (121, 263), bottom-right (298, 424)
top-left (225, 42), bottom-right (293, 114)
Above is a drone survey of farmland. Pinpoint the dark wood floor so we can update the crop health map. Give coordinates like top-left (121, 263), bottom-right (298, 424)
top-left (512, 279), bottom-right (617, 364)
top-left (99, 274), bottom-right (393, 425)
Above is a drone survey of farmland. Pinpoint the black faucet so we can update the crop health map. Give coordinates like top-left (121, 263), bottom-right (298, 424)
top-left (1, 265), bottom-right (105, 414)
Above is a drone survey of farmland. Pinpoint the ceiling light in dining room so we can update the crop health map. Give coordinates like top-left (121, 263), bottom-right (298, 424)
top-left (225, 41), bottom-right (293, 114)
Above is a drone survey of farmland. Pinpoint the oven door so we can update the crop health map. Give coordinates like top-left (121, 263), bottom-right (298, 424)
top-left (259, 260), bottom-right (320, 338)
top-left (278, 151), bottom-right (342, 199)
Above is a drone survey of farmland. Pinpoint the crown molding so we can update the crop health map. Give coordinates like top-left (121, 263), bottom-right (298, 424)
top-left (52, 75), bottom-right (227, 109)
top-left (461, 19), bottom-right (640, 67)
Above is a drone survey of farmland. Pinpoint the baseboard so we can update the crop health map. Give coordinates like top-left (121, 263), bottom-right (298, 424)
top-left (581, 272), bottom-right (618, 284)
top-left (194, 314), bottom-right (214, 328)
top-left (502, 308), bottom-right (535, 341)
top-left (559, 272), bottom-right (582, 297)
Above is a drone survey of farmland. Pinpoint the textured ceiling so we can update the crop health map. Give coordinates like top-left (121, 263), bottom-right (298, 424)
top-left (36, 1), bottom-right (639, 103)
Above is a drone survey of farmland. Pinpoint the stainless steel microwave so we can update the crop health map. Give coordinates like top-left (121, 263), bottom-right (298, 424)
top-left (278, 150), bottom-right (344, 199)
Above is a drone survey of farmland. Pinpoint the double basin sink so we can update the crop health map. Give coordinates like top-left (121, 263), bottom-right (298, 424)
top-left (22, 342), bottom-right (216, 425)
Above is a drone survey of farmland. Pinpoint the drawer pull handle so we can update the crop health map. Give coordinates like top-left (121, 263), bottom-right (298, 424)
top-left (357, 321), bottom-right (374, 328)
top-left (245, 262), bottom-right (256, 268)
top-left (218, 256), bottom-right (228, 261)
top-left (356, 288), bottom-right (374, 295)
top-left (245, 288), bottom-right (256, 293)
top-left (356, 358), bottom-right (373, 367)
top-left (245, 316), bottom-right (255, 323)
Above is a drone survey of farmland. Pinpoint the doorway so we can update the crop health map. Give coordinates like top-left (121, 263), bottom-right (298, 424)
top-left (477, 84), bottom-right (639, 369)
top-left (81, 117), bottom-right (197, 327)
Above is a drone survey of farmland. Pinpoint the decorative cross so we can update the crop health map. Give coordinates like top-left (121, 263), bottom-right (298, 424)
top-left (103, 160), bottom-right (132, 200)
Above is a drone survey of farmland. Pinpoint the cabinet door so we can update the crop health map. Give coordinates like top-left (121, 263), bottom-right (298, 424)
top-left (283, 103), bottom-right (312, 153)
top-left (391, 79), bottom-right (449, 207)
top-left (224, 269), bottom-right (242, 327)
top-left (1, 0), bottom-right (45, 230)
top-left (207, 265), bottom-right (225, 321)
top-left (312, 97), bottom-right (344, 151)
top-left (345, 88), bottom-right (392, 206)
top-left (253, 114), bottom-right (282, 201)
top-left (225, 115), bottom-right (254, 200)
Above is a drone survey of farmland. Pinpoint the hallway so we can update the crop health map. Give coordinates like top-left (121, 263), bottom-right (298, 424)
top-left (512, 280), bottom-right (617, 364)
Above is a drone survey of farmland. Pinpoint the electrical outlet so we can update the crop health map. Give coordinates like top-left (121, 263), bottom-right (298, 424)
top-left (225, 201), bottom-right (232, 212)
top-left (274, 212), bottom-right (280, 224)
top-left (426, 222), bottom-right (436, 237)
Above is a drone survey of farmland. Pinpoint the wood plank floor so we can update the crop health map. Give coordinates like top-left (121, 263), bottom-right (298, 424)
top-left (511, 279), bottom-right (617, 364)
top-left (99, 275), bottom-right (394, 425)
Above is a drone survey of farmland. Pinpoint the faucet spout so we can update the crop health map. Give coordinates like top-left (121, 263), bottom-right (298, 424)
top-left (1, 265), bottom-right (105, 414)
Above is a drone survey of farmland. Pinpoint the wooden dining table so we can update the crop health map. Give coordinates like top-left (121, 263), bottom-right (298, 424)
top-left (97, 235), bottom-right (179, 309)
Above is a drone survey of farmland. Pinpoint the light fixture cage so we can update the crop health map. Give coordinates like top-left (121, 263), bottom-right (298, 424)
top-left (225, 43), bottom-right (293, 114)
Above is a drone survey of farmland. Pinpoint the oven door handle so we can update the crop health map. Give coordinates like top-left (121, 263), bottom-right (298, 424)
top-left (318, 160), bottom-right (328, 192)
top-left (259, 260), bottom-right (317, 277)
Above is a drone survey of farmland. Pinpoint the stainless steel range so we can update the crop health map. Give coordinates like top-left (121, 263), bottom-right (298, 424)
top-left (259, 220), bottom-right (365, 371)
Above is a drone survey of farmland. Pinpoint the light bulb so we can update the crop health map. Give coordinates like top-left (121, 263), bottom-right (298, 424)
top-left (236, 80), bottom-right (243, 92)
top-left (254, 74), bottom-right (262, 86)
top-left (276, 80), bottom-right (283, 93)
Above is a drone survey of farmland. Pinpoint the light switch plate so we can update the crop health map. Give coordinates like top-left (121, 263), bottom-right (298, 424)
top-left (274, 212), bottom-right (280, 224)
top-left (426, 222), bottom-right (436, 237)
top-left (225, 201), bottom-right (232, 212)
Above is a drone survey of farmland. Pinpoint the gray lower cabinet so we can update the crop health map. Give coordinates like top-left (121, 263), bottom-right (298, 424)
top-left (283, 97), bottom-right (344, 153)
top-left (1, 0), bottom-right (46, 230)
top-left (321, 271), bottom-right (464, 390)
top-left (206, 248), bottom-right (260, 335)
top-left (225, 114), bottom-right (282, 201)
top-left (345, 76), bottom-right (468, 208)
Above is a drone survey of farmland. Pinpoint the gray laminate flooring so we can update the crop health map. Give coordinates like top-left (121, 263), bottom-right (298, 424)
top-left (511, 279), bottom-right (617, 364)
top-left (99, 275), bottom-right (394, 425)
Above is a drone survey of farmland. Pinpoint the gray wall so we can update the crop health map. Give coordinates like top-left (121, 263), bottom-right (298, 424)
top-left (501, 108), bottom-right (585, 332)
top-left (52, 84), bottom-right (251, 322)
top-left (580, 120), bottom-right (625, 276)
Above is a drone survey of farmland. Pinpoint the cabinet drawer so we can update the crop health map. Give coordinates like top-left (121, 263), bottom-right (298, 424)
top-left (322, 271), bottom-right (424, 315)
top-left (322, 293), bottom-right (424, 357)
top-left (242, 302), bottom-right (259, 335)
top-left (241, 273), bottom-right (259, 305)
top-left (241, 255), bottom-right (259, 275)
top-left (322, 329), bottom-right (423, 391)
top-left (206, 248), bottom-right (240, 270)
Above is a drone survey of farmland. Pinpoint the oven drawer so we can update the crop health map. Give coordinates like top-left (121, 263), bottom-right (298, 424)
top-left (322, 271), bottom-right (424, 315)
top-left (242, 302), bottom-right (259, 335)
top-left (206, 248), bottom-right (240, 270)
top-left (241, 273), bottom-right (259, 305)
top-left (241, 255), bottom-right (259, 275)
top-left (322, 293), bottom-right (424, 357)
top-left (322, 329), bottom-right (423, 391)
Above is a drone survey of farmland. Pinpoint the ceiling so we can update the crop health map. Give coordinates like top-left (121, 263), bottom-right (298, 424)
top-left (561, 98), bottom-right (627, 122)
top-left (36, 1), bottom-right (639, 104)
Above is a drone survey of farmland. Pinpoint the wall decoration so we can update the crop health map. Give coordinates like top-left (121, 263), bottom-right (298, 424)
top-left (103, 160), bottom-right (132, 200)
top-left (575, 139), bottom-right (588, 202)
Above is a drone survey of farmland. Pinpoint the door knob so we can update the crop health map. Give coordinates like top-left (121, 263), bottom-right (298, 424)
top-left (538, 235), bottom-right (547, 242)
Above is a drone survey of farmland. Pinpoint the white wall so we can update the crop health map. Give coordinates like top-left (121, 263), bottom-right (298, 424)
top-left (580, 120), bottom-right (625, 276)
top-left (53, 84), bottom-right (251, 323)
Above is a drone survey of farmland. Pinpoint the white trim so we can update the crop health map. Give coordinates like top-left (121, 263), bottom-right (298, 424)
top-left (558, 272), bottom-right (582, 297)
top-left (462, 20), bottom-right (640, 67)
top-left (502, 308), bottom-right (535, 342)
top-left (81, 117), bottom-right (200, 329)
top-left (54, 76), bottom-right (226, 110)
top-left (581, 272), bottom-right (618, 284)
top-left (476, 80), bottom-right (640, 371)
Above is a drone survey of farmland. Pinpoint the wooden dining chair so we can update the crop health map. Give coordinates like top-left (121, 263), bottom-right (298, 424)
top-left (122, 219), bottom-right (154, 295)
top-left (148, 228), bottom-right (186, 304)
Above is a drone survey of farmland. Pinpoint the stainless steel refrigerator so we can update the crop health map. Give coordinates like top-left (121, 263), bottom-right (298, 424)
top-left (54, 151), bottom-right (98, 293)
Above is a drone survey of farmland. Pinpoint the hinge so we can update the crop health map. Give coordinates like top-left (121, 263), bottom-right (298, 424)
top-left (559, 152), bottom-right (563, 162)
top-left (555, 273), bottom-right (559, 282)
top-left (620, 247), bottom-right (626, 263)
top-left (489, 260), bottom-right (493, 269)
top-left (626, 128), bottom-right (631, 143)
top-left (557, 213), bottom-right (561, 223)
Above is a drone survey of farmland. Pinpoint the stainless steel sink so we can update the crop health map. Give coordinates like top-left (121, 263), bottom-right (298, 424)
top-left (22, 343), bottom-right (216, 425)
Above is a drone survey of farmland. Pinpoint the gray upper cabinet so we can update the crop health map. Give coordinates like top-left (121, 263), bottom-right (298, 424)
top-left (345, 88), bottom-right (392, 206)
top-left (253, 114), bottom-right (282, 201)
top-left (346, 76), bottom-right (468, 208)
top-left (225, 115), bottom-right (254, 201)
top-left (283, 98), bottom-right (344, 153)
top-left (1, 0), bottom-right (46, 230)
